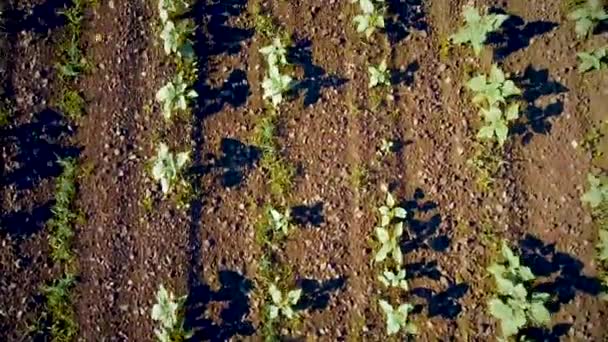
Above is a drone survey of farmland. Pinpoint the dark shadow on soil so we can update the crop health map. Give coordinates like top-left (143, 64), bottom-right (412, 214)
top-left (390, 61), bottom-right (419, 87)
top-left (197, 69), bottom-right (251, 119)
top-left (511, 66), bottom-right (568, 145)
top-left (290, 202), bottom-right (324, 228)
top-left (205, 0), bottom-right (253, 56)
top-left (0, 203), bottom-right (52, 240)
top-left (521, 323), bottom-right (572, 342)
top-left (185, 270), bottom-right (255, 341)
top-left (518, 235), bottom-right (603, 313)
top-left (213, 138), bottom-right (260, 188)
top-left (4, 0), bottom-right (71, 35)
top-left (410, 282), bottom-right (469, 319)
top-left (486, 9), bottom-right (558, 60)
top-left (295, 277), bottom-right (346, 311)
top-left (401, 188), bottom-right (450, 254)
top-left (0, 108), bottom-right (80, 190)
top-left (288, 39), bottom-right (348, 107)
top-left (385, 0), bottom-right (427, 45)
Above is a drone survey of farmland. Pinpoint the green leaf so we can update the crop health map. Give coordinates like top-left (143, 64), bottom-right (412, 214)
top-left (597, 230), bottom-right (608, 261)
top-left (581, 173), bottom-right (607, 208)
top-left (529, 301), bottom-right (551, 325)
top-left (269, 284), bottom-right (282, 304)
top-left (568, 0), bottom-right (608, 37)
top-left (450, 6), bottom-right (508, 56)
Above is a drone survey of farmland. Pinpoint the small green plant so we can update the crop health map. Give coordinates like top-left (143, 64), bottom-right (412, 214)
top-left (598, 230), bottom-right (608, 261)
top-left (467, 64), bottom-right (521, 108)
top-left (268, 284), bottom-right (302, 320)
top-left (378, 268), bottom-right (408, 290)
top-left (368, 60), bottom-right (390, 88)
top-left (581, 173), bottom-right (608, 208)
top-left (577, 46), bottom-right (607, 73)
top-left (450, 6), bottom-right (509, 56)
top-left (477, 103), bottom-right (520, 146)
top-left (42, 274), bottom-right (78, 341)
top-left (158, 0), bottom-right (192, 22)
top-left (375, 223), bottom-right (404, 264)
top-left (378, 299), bottom-right (417, 336)
top-left (352, 0), bottom-right (385, 39)
top-left (151, 143), bottom-right (190, 195)
top-left (377, 138), bottom-right (395, 156)
top-left (47, 158), bottom-right (78, 264)
top-left (262, 65), bottom-right (293, 107)
top-left (57, 89), bottom-right (85, 120)
top-left (269, 207), bottom-right (291, 235)
top-left (155, 73), bottom-right (198, 120)
top-left (378, 191), bottom-right (407, 227)
top-left (160, 19), bottom-right (195, 59)
top-left (151, 285), bottom-right (192, 342)
top-left (260, 37), bottom-right (289, 67)
top-left (487, 241), bottom-right (551, 339)
top-left (567, 0), bottom-right (608, 38)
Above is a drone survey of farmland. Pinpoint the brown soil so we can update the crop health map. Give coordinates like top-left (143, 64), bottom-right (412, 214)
top-left (1, 0), bottom-right (607, 341)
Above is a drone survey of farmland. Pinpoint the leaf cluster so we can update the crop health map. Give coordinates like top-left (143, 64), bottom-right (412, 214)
top-left (260, 37), bottom-right (294, 107)
top-left (450, 6), bottom-right (508, 56)
top-left (268, 283), bottom-right (302, 320)
top-left (577, 46), bottom-right (607, 73)
top-left (151, 143), bottom-right (190, 194)
top-left (368, 60), bottom-right (390, 88)
top-left (351, 0), bottom-right (386, 39)
top-left (487, 241), bottom-right (551, 339)
top-left (378, 299), bottom-right (417, 336)
top-left (151, 285), bottom-right (192, 342)
top-left (467, 64), bottom-right (521, 146)
top-left (567, 0), bottom-right (608, 38)
top-left (581, 172), bottom-right (608, 208)
top-left (375, 191), bottom-right (407, 264)
top-left (155, 73), bottom-right (198, 120)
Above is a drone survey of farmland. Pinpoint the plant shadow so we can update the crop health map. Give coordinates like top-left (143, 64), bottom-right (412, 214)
top-left (288, 39), bottom-right (348, 107)
top-left (518, 234), bottom-right (603, 313)
top-left (511, 66), bottom-right (569, 145)
top-left (384, 0), bottom-right (427, 45)
top-left (4, 0), bottom-right (72, 35)
top-left (520, 323), bottom-right (573, 342)
top-left (204, 0), bottom-right (254, 56)
top-left (185, 270), bottom-right (255, 341)
top-left (401, 188), bottom-right (450, 254)
top-left (390, 61), bottom-right (419, 87)
top-left (295, 277), bottom-right (347, 311)
top-left (1, 108), bottom-right (80, 190)
top-left (0, 203), bottom-right (52, 241)
top-left (487, 9), bottom-right (558, 60)
top-left (207, 137), bottom-right (260, 188)
top-left (290, 202), bottom-right (324, 228)
top-left (410, 282), bottom-right (469, 319)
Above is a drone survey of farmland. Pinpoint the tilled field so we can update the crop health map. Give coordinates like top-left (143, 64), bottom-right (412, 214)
top-left (0, 0), bottom-right (607, 341)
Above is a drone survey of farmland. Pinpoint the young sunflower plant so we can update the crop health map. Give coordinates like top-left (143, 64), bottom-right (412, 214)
top-left (156, 73), bottom-right (198, 121)
top-left (151, 143), bottom-right (190, 195)
top-left (567, 0), bottom-right (608, 38)
top-left (450, 5), bottom-right (508, 56)
top-left (267, 284), bottom-right (302, 320)
top-left (151, 285), bottom-right (192, 342)
top-left (352, 0), bottom-right (386, 39)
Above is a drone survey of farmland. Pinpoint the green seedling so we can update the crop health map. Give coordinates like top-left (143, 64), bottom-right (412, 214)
top-left (375, 223), bottom-right (404, 264)
top-left (160, 19), bottom-right (195, 59)
top-left (581, 173), bottom-right (608, 208)
top-left (151, 143), bottom-right (189, 195)
top-left (487, 241), bottom-right (551, 339)
top-left (598, 230), bottom-right (608, 261)
top-left (368, 60), bottom-right (390, 88)
top-left (43, 274), bottom-right (77, 341)
top-left (155, 73), bottom-right (198, 120)
top-left (352, 0), bottom-right (385, 38)
top-left (47, 158), bottom-right (78, 264)
top-left (58, 89), bottom-right (86, 120)
top-left (158, 0), bottom-right (191, 22)
top-left (378, 138), bottom-right (395, 156)
top-left (567, 0), bottom-right (608, 38)
top-left (262, 65), bottom-right (293, 107)
top-left (477, 103), bottom-right (519, 146)
top-left (269, 207), bottom-right (291, 235)
top-left (378, 268), bottom-right (408, 290)
top-left (467, 64), bottom-right (521, 108)
top-left (577, 46), bottom-right (607, 73)
top-left (378, 191), bottom-right (407, 227)
top-left (378, 299), bottom-right (417, 336)
top-left (268, 284), bottom-right (302, 320)
top-left (260, 37), bottom-right (289, 67)
top-left (151, 285), bottom-right (192, 342)
top-left (450, 6), bottom-right (509, 56)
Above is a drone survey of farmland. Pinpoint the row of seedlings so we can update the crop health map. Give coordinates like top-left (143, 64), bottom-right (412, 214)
top-left (251, 10), bottom-right (303, 339)
top-left (569, 0), bottom-right (608, 297)
top-left (351, 0), bottom-right (419, 337)
top-left (37, 0), bottom-right (97, 339)
top-left (149, 0), bottom-right (198, 340)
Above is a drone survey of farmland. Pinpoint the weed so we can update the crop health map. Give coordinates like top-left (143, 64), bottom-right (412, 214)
top-left (48, 158), bottom-right (79, 265)
top-left (0, 98), bottom-right (13, 127)
top-left (42, 274), bottom-right (78, 342)
top-left (57, 89), bottom-right (85, 120)
top-left (582, 120), bottom-right (606, 161)
top-left (467, 142), bottom-right (504, 192)
top-left (350, 164), bottom-right (369, 190)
